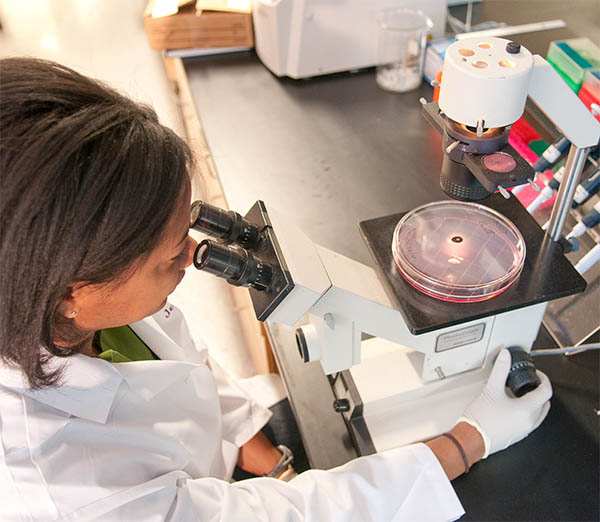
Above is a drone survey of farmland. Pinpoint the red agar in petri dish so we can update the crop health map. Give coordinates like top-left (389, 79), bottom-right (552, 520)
top-left (392, 201), bottom-right (525, 302)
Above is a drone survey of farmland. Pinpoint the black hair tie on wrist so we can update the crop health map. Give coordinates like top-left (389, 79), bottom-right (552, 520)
top-left (441, 432), bottom-right (470, 474)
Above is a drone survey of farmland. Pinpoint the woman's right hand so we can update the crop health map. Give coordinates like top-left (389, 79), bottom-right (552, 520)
top-left (459, 348), bottom-right (552, 458)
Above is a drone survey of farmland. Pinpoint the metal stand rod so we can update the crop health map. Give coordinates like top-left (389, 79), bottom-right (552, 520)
top-left (546, 145), bottom-right (590, 242)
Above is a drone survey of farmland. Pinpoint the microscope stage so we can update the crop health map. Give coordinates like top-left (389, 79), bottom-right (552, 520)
top-left (359, 193), bottom-right (586, 335)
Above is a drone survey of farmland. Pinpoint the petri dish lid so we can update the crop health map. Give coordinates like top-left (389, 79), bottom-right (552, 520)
top-left (392, 201), bottom-right (525, 302)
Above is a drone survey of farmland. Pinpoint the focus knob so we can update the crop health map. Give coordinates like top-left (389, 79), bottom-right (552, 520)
top-left (333, 399), bottom-right (350, 413)
top-left (506, 346), bottom-right (540, 397)
top-left (506, 41), bottom-right (521, 54)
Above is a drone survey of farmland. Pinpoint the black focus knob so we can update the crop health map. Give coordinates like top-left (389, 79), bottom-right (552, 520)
top-left (295, 328), bottom-right (310, 363)
top-left (506, 41), bottom-right (521, 54)
top-left (333, 399), bottom-right (350, 413)
top-left (506, 347), bottom-right (540, 397)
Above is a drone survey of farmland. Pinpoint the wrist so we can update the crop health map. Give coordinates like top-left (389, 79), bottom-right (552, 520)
top-left (237, 432), bottom-right (289, 476)
top-left (450, 421), bottom-right (485, 467)
top-left (457, 416), bottom-right (490, 458)
top-left (266, 444), bottom-right (294, 478)
top-left (426, 421), bottom-right (486, 480)
top-left (263, 447), bottom-right (285, 476)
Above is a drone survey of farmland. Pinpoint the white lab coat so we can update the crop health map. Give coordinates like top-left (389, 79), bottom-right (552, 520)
top-left (0, 303), bottom-right (465, 522)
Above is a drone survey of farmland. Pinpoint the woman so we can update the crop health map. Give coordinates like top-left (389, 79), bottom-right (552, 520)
top-left (0, 57), bottom-right (552, 521)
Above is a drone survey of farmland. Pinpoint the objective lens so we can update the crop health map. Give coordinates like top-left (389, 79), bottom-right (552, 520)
top-left (190, 201), bottom-right (260, 249)
top-left (193, 239), bottom-right (272, 291)
top-left (440, 154), bottom-right (491, 201)
top-left (506, 347), bottom-right (541, 397)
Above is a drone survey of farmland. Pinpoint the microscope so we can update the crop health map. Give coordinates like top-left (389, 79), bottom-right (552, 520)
top-left (191, 37), bottom-right (599, 453)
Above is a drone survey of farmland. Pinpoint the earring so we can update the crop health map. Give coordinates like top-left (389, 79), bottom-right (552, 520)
top-left (69, 311), bottom-right (78, 318)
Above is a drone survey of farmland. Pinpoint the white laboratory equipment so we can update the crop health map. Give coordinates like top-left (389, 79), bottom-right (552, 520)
top-left (252, 0), bottom-right (447, 79)
top-left (190, 37), bottom-right (598, 452)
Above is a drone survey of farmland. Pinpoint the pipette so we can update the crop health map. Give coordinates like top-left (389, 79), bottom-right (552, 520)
top-left (571, 166), bottom-right (600, 208)
top-left (527, 166), bottom-right (565, 213)
top-left (566, 200), bottom-right (600, 239)
top-left (542, 168), bottom-right (599, 230)
top-left (574, 243), bottom-right (600, 274)
top-left (533, 135), bottom-right (570, 173)
top-left (513, 135), bottom-right (570, 195)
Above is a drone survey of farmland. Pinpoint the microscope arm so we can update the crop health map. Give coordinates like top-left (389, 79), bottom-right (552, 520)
top-left (528, 55), bottom-right (599, 149)
top-left (528, 55), bottom-right (600, 241)
top-left (263, 207), bottom-right (544, 379)
top-left (264, 207), bottom-right (413, 373)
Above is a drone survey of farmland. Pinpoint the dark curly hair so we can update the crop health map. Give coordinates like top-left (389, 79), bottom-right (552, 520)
top-left (0, 57), bottom-right (192, 388)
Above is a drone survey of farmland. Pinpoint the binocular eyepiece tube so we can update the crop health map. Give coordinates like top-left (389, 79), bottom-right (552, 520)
top-left (194, 239), bottom-right (272, 291)
top-left (190, 200), bottom-right (260, 249)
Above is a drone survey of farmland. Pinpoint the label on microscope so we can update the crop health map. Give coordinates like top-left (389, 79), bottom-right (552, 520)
top-left (435, 323), bottom-right (485, 352)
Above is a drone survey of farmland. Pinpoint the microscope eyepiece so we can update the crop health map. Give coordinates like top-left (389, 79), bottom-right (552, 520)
top-left (190, 200), bottom-right (261, 249)
top-left (193, 239), bottom-right (272, 291)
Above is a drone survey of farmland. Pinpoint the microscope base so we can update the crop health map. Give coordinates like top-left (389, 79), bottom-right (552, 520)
top-left (349, 337), bottom-right (485, 452)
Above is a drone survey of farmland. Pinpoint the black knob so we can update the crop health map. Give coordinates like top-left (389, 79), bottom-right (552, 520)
top-left (506, 347), bottom-right (540, 397)
top-left (333, 399), bottom-right (350, 413)
top-left (295, 328), bottom-right (310, 363)
top-left (506, 41), bottom-right (521, 54)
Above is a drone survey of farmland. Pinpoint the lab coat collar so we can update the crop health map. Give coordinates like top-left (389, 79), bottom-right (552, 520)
top-left (115, 359), bottom-right (212, 401)
top-left (129, 304), bottom-right (208, 364)
top-left (0, 308), bottom-right (209, 424)
top-left (0, 352), bottom-right (123, 424)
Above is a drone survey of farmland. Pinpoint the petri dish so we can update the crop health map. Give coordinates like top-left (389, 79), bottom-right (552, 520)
top-left (392, 201), bottom-right (525, 302)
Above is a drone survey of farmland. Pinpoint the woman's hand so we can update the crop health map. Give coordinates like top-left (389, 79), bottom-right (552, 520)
top-left (427, 348), bottom-right (551, 480)
top-left (460, 348), bottom-right (552, 458)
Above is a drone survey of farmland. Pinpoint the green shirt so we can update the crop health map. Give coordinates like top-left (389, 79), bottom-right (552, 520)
top-left (96, 326), bottom-right (158, 363)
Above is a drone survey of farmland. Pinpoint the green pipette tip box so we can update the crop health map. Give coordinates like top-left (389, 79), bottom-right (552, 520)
top-left (547, 38), bottom-right (600, 93)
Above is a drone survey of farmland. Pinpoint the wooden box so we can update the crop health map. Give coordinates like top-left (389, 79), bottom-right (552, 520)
top-left (144, 2), bottom-right (254, 50)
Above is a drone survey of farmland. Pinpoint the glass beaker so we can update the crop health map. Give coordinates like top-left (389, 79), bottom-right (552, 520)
top-left (376, 8), bottom-right (433, 93)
